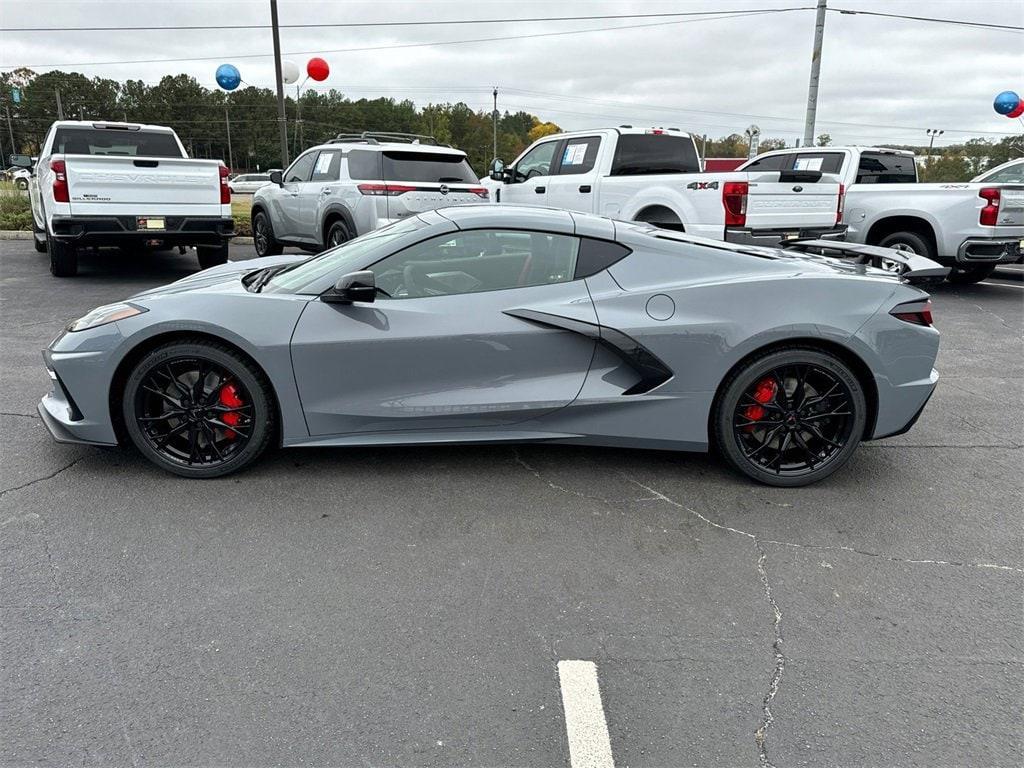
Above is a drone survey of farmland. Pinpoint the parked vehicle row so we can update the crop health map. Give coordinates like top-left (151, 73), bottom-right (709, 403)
top-left (738, 146), bottom-right (1024, 283)
top-left (12, 120), bottom-right (235, 276)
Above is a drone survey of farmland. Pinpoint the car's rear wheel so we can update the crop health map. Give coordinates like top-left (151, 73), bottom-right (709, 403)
top-left (47, 234), bottom-right (78, 277)
top-left (946, 264), bottom-right (996, 284)
top-left (878, 231), bottom-right (934, 259)
top-left (122, 340), bottom-right (276, 478)
top-left (326, 218), bottom-right (352, 249)
top-left (196, 242), bottom-right (230, 270)
top-left (253, 210), bottom-right (283, 257)
top-left (714, 348), bottom-right (867, 487)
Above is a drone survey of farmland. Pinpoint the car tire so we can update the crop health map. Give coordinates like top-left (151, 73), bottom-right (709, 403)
top-left (946, 264), bottom-right (996, 284)
top-left (252, 210), bottom-right (283, 257)
top-left (15, 178), bottom-right (28, 190)
top-left (47, 234), bottom-right (78, 277)
top-left (877, 231), bottom-right (935, 259)
top-left (326, 218), bottom-right (352, 249)
top-left (196, 242), bottom-right (230, 270)
top-left (122, 339), bottom-right (276, 478)
top-left (713, 347), bottom-right (867, 487)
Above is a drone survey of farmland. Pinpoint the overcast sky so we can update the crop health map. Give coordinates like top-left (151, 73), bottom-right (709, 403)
top-left (1, 0), bottom-right (1022, 146)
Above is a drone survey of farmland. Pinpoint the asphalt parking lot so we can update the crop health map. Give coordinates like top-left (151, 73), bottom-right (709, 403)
top-left (1, 241), bottom-right (1021, 767)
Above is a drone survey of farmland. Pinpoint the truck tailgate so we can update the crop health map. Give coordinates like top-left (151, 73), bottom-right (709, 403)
top-left (64, 155), bottom-right (223, 216)
top-left (745, 171), bottom-right (840, 231)
top-left (997, 185), bottom-right (1024, 226)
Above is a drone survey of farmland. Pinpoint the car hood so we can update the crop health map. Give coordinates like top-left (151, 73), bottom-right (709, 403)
top-left (129, 254), bottom-right (305, 300)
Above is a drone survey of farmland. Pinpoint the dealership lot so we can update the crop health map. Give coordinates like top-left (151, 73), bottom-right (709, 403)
top-left (1, 242), bottom-right (1021, 766)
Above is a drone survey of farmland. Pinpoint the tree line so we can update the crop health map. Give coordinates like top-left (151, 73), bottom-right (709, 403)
top-left (2, 68), bottom-right (1020, 181)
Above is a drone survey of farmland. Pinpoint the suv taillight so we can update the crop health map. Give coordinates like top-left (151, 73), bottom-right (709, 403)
top-left (219, 165), bottom-right (231, 204)
top-left (722, 181), bottom-right (748, 227)
top-left (979, 187), bottom-right (1000, 226)
top-left (358, 183), bottom-right (416, 196)
top-left (51, 159), bottom-right (69, 203)
top-left (836, 183), bottom-right (845, 225)
top-left (891, 299), bottom-right (933, 327)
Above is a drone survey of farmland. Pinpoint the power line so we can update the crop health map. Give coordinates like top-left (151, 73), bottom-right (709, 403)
top-left (830, 7), bottom-right (1024, 32)
top-left (1, 9), bottom-right (796, 69)
top-left (0, 7), bottom-right (812, 33)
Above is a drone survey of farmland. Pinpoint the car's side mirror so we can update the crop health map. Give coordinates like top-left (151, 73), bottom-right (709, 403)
top-left (9, 154), bottom-right (32, 169)
top-left (322, 270), bottom-right (376, 304)
top-left (488, 159), bottom-right (505, 181)
top-left (269, 169), bottom-right (283, 186)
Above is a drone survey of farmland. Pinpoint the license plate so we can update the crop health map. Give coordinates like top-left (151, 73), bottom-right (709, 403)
top-left (138, 217), bottom-right (165, 230)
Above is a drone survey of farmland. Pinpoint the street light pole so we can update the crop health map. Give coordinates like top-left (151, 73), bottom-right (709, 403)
top-left (925, 128), bottom-right (944, 180)
top-left (492, 87), bottom-right (498, 165)
top-left (269, 0), bottom-right (289, 168)
top-left (802, 0), bottom-right (828, 148)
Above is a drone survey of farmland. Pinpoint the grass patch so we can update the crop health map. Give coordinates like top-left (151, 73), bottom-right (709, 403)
top-left (0, 189), bottom-right (32, 231)
top-left (232, 197), bottom-right (253, 236)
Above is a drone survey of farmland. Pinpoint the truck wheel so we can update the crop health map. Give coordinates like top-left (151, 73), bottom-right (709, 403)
top-left (47, 235), bottom-right (78, 277)
top-left (877, 231), bottom-right (934, 259)
top-left (947, 264), bottom-right (996, 284)
top-left (197, 242), bottom-right (230, 270)
top-left (252, 211), bottom-right (283, 257)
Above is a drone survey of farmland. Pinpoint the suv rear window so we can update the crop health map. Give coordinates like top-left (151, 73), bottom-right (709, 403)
top-left (856, 152), bottom-right (917, 184)
top-left (52, 127), bottom-right (183, 158)
top-left (382, 151), bottom-right (477, 183)
top-left (610, 135), bottom-right (700, 176)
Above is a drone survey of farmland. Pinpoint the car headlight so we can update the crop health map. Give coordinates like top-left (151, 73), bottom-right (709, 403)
top-left (67, 302), bottom-right (147, 332)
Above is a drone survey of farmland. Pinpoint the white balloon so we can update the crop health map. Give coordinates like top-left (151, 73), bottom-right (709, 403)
top-left (281, 60), bottom-right (300, 85)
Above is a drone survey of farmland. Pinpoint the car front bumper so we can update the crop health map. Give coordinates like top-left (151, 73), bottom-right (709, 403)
top-left (726, 225), bottom-right (847, 247)
top-left (38, 334), bottom-right (122, 447)
top-left (50, 215), bottom-right (235, 247)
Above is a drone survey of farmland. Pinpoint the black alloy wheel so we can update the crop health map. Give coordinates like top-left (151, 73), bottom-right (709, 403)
top-left (123, 340), bottom-right (275, 477)
top-left (253, 211), bottom-right (283, 257)
top-left (715, 348), bottom-right (867, 486)
top-left (327, 219), bottom-right (351, 248)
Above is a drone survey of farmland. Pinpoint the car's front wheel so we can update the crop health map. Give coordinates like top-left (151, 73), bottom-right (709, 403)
top-left (714, 347), bottom-right (867, 487)
top-left (252, 210), bottom-right (283, 257)
top-left (122, 340), bottom-right (276, 478)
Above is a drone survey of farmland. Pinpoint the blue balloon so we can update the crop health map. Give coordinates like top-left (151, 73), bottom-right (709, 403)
top-left (994, 90), bottom-right (1020, 115)
top-left (215, 64), bottom-right (241, 91)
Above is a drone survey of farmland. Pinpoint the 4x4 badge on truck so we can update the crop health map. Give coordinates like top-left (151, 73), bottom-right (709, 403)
top-left (439, 184), bottom-right (449, 195)
top-left (686, 181), bottom-right (719, 190)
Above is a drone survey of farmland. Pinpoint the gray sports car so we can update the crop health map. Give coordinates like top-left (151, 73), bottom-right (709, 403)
top-left (38, 205), bottom-right (947, 486)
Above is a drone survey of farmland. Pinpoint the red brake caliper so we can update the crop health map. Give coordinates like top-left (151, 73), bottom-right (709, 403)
top-left (218, 383), bottom-right (244, 439)
top-left (744, 377), bottom-right (778, 431)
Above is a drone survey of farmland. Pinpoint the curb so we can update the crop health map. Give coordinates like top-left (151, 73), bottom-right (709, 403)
top-left (0, 231), bottom-right (254, 245)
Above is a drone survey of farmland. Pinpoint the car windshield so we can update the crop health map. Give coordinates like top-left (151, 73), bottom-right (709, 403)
top-left (262, 216), bottom-right (429, 294)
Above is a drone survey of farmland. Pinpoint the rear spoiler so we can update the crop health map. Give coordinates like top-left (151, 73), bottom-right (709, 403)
top-left (783, 239), bottom-right (950, 286)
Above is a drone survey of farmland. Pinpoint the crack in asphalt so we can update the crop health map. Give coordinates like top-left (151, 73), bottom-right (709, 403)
top-left (0, 411), bottom-right (39, 419)
top-left (512, 448), bottom-right (660, 504)
top-left (0, 457), bottom-right (86, 499)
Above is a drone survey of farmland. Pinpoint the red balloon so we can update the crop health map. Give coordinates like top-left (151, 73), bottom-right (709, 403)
top-left (306, 57), bottom-right (329, 82)
top-left (1008, 102), bottom-right (1024, 119)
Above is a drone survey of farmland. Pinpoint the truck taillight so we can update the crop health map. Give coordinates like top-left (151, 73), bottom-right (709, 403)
top-left (890, 298), bottom-right (933, 327)
top-left (979, 187), bottom-right (1000, 226)
top-left (722, 181), bottom-right (748, 227)
top-left (219, 165), bottom-right (231, 204)
top-left (469, 187), bottom-right (489, 199)
top-left (51, 159), bottom-right (69, 203)
top-left (357, 183), bottom-right (416, 196)
top-left (836, 183), bottom-right (845, 225)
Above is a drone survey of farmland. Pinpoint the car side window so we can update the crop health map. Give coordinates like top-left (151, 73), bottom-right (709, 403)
top-left (555, 137), bottom-right (600, 175)
top-left (791, 153), bottom-right (844, 174)
top-left (514, 142), bottom-right (558, 182)
top-left (856, 153), bottom-right (916, 184)
top-left (311, 150), bottom-right (342, 182)
top-left (369, 229), bottom-right (580, 299)
top-left (744, 154), bottom-right (789, 171)
top-left (983, 164), bottom-right (1024, 183)
top-left (346, 149), bottom-right (381, 181)
top-left (284, 152), bottom-right (317, 183)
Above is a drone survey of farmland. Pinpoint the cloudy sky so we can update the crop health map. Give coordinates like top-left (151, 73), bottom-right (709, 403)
top-left (1, 0), bottom-right (1021, 146)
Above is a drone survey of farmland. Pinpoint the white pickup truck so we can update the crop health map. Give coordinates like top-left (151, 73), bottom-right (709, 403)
top-left (487, 127), bottom-right (846, 246)
top-left (738, 146), bottom-right (1024, 283)
top-left (17, 121), bottom-right (235, 277)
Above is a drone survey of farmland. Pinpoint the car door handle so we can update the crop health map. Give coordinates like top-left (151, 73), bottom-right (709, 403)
top-left (319, 187), bottom-right (333, 196)
top-left (534, 186), bottom-right (546, 193)
top-left (579, 185), bottom-right (591, 193)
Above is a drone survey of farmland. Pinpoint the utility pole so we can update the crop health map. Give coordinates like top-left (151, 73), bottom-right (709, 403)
top-left (78, 105), bottom-right (84, 121)
top-left (492, 87), bottom-right (498, 165)
top-left (5, 104), bottom-right (16, 158)
top-left (55, 88), bottom-right (64, 120)
top-left (269, 0), bottom-right (289, 168)
top-left (225, 105), bottom-right (234, 170)
top-left (802, 0), bottom-right (827, 148)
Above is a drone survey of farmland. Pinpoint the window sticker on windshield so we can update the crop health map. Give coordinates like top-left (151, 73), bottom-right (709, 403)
top-left (563, 143), bottom-right (588, 166)
top-left (794, 157), bottom-right (823, 172)
top-left (314, 153), bottom-right (333, 174)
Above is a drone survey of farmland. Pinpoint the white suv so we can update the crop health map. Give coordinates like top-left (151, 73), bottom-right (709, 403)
top-left (251, 132), bottom-right (488, 256)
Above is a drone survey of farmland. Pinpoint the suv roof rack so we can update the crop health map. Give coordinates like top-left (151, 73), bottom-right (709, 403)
top-left (329, 131), bottom-right (448, 147)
